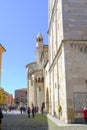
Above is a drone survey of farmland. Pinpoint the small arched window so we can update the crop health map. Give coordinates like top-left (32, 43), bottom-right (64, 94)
top-left (38, 78), bottom-right (40, 82)
top-left (42, 77), bottom-right (44, 82)
top-left (35, 78), bottom-right (37, 83)
top-left (39, 87), bottom-right (41, 91)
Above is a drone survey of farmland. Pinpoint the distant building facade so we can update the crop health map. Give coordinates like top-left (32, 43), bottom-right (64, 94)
top-left (0, 87), bottom-right (8, 106)
top-left (0, 87), bottom-right (13, 106)
top-left (8, 94), bottom-right (13, 105)
top-left (15, 88), bottom-right (27, 106)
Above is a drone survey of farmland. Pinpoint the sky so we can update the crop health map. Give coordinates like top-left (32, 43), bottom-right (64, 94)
top-left (0, 0), bottom-right (48, 97)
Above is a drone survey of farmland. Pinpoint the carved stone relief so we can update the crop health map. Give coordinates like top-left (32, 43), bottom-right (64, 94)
top-left (73, 92), bottom-right (87, 112)
top-left (70, 42), bottom-right (87, 53)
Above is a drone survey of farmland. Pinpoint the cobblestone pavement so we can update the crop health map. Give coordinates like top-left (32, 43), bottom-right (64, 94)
top-left (1, 113), bottom-right (87, 130)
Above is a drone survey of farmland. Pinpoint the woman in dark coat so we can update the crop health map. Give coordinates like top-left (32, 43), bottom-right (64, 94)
top-left (0, 108), bottom-right (3, 130)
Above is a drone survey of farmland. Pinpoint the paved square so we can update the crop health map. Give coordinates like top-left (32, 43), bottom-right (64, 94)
top-left (2, 113), bottom-right (87, 130)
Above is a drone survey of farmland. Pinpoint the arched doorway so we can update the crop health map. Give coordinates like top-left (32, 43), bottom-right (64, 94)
top-left (46, 88), bottom-right (49, 113)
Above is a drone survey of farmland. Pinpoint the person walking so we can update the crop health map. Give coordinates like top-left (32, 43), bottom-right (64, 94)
top-left (20, 106), bottom-right (23, 115)
top-left (27, 106), bottom-right (31, 118)
top-left (41, 106), bottom-right (44, 114)
top-left (32, 104), bottom-right (35, 118)
top-left (0, 107), bottom-right (3, 130)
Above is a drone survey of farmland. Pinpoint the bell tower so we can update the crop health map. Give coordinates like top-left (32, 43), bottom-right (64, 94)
top-left (36, 33), bottom-right (43, 67)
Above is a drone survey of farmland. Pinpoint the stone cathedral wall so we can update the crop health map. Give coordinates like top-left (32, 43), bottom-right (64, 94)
top-left (64, 40), bottom-right (87, 122)
top-left (62, 0), bottom-right (87, 40)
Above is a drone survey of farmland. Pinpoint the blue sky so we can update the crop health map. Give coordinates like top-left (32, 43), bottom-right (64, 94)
top-left (0, 0), bottom-right (48, 97)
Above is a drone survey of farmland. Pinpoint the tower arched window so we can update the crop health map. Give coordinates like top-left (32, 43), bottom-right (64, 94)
top-left (35, 78), bottom-right (37, 83)
top-left (38, 78), bottom-right (40, 82)
top-left (42, 77), bottom-right (44, 82)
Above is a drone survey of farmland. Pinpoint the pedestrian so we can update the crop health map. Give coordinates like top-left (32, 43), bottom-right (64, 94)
top-left (41, 106), bottom-right (44, 114)
top-left (32, 104), bottom-right (35, 118)
top-left (81, 107), bottom-right (87, 124)
top-left (0, 107), bottom-right (3, 130)
top-left (20, 106), bottom-right (23, 115)
top-left (35, 106), bottom-right (38, 113)
top-left (27, 106), bottom-right (31, 118)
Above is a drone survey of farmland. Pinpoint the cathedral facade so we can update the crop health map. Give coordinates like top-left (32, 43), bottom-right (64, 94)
top-left (26, 33), bottom-right (48, 108)
top-left (26, 0), bottom-right (87, 123)
top-left (48, 0), bottom-right (87, 123)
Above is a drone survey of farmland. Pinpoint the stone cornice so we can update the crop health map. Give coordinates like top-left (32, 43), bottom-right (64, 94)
top-left (29, 68), bottom-right (43, 75)
top-left (26, 61), bottom-right (36, 68)
top-left (0, 44), bottom-right (6, 53)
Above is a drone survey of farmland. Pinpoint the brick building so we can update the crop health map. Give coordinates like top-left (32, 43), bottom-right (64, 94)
top-left (15, 88), bottom-right (27, 106)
